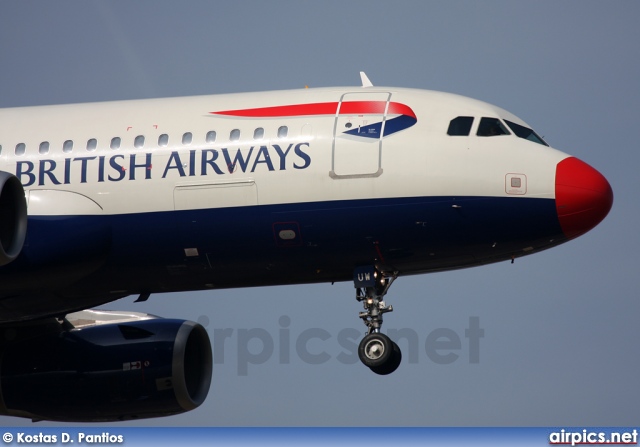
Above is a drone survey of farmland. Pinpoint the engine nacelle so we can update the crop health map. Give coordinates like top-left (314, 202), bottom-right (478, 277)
top-left (0, 312), bottom-right (212, 422)
top-left (0, 171), bottom-right (27, 266)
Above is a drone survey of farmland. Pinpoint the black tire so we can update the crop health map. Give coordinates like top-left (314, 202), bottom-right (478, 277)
top-left (370, 341), bottom-right (402, 375)
top-left (358, 333), bottom-right (393, 368)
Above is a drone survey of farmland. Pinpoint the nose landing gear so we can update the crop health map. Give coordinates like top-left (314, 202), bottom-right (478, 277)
top-left (354, 266), bottom-right (402, 375)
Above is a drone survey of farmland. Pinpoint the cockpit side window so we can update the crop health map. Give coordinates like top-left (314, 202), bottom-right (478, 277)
top-left (504, 120), bottom-right (548, 146)
top-left (477, 117), bottom-right (510, 137)
top-left (447, 116), bottom-right (474, 136)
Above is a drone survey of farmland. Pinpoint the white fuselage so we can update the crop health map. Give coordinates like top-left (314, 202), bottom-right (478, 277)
top-left (0, 87), bottom-right (564, 216)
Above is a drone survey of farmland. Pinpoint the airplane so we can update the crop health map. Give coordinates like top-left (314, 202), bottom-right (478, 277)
top-left (0, 72), bottom-right (613, 422)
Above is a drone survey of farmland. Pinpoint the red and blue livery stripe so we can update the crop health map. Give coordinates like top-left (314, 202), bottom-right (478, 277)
top-left (211, 101), bottom-right (417, 138)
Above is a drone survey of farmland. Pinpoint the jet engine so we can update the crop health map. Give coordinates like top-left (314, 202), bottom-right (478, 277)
top-left (0, 171), bottom-right (27, 266)
top-left (0, 310), bottom-right (212, 422)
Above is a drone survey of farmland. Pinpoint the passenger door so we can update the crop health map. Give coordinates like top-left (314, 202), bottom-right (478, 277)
top-left (330, 91), bottom-right (391, 178)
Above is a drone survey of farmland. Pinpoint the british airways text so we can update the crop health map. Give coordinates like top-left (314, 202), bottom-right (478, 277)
top-left (15, 142), bottom-right (311, 187)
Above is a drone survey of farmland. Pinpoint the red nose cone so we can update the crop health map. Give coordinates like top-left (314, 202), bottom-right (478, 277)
top-left (555, 157), bottom-right (613, 239)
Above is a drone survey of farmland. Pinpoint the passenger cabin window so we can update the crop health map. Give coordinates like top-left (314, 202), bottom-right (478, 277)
top-left (206, 131), bottom-right (217, 143)
top-left (39, 141), bottom-right (50, 155)
top-left (134, 135), bottom-right (145, 148)
top-left (447, 116), bottom-right (474, 136)
top-left (253, 127), bottom-right (264, 140)
top-left (278, 126), bottom-right (288, 138)
top-left (504, 120), bottom-right (548, 146)
top-left (63, 140), bottom-right (73, 153)
top-left (87, 138), bottom-right (97, 151)
top-left (158, 134), bottom-right (169, 147)
top-left (477, 118), bottom-right (510, 137)
top-left (15, 143), bottom-right (25, 156)
top-left (182, 132), bottom-right (192, 145)
top-left (110, 137), bottom-right (121, 150)
top-left (230, 129), bottom-right (240, 141)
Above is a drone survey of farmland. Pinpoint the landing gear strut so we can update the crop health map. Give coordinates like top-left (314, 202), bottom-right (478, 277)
top-left (354, 266), bottom-right (402, 375)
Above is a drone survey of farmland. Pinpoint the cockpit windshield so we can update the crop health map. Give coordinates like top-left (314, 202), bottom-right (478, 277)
top-left (504, 120), bottom-right (548, 146)
top-left (476, 118), bottom-right (510, 137)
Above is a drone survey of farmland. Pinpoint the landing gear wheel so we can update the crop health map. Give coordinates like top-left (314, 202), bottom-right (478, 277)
top-left (358, 332), bottom-right (393, 368)
top-left (370, 341), bottom-right (402, 375)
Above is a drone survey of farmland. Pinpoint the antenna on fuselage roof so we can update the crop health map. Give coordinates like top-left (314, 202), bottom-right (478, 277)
top-left (360, 71), bottom-right (373, 88)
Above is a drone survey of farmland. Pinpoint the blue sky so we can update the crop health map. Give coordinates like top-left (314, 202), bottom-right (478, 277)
top-left (0, 1), bottom-right (638, 426)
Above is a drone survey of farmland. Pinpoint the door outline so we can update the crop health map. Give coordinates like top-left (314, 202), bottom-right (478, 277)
top-left (329, 92), bottom-right (391, 179)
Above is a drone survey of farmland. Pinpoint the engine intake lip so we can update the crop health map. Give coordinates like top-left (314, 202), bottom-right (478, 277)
top-left (0, 171), bottom-right (27, 265)
top-left (172, 321), bottom-right (213, 410)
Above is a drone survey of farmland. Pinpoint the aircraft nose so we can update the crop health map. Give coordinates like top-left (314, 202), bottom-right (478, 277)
top-left (555, 157), bottom-right (613, 239)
